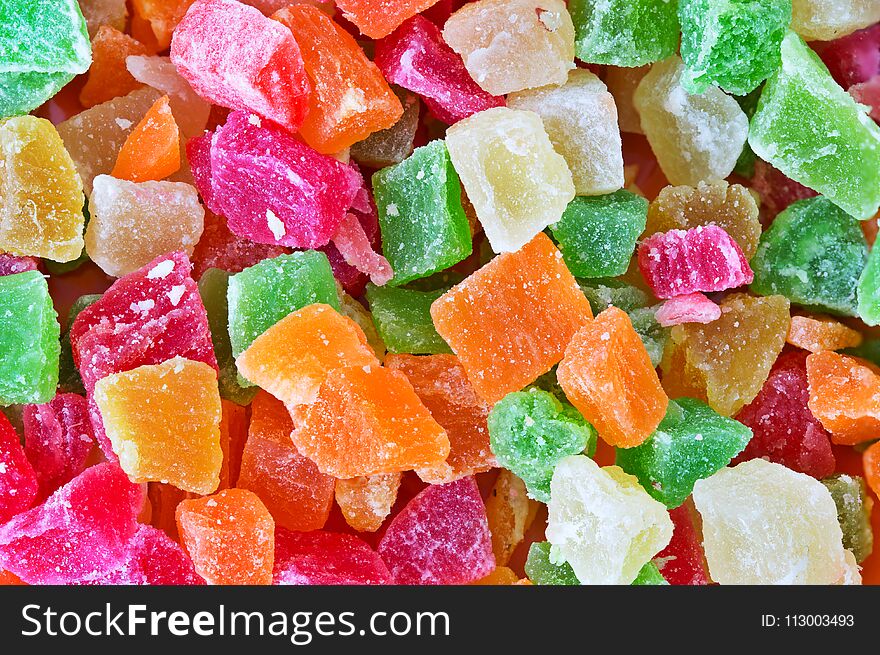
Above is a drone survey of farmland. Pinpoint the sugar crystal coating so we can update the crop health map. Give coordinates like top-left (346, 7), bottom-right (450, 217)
top-left (786, 314), bottom-right (863, 352)
top-left (334, 0), bottom-right (443, 39)
top-left (366, 284), bottom-right (452, 355)
top-left (806, 351), bottom-right (880, 445)
top-left (655, 293), bottom-right (722, 327)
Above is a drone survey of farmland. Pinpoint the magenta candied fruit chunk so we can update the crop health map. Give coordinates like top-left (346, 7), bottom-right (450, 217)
top-left (273, 528), bottom-right (393, 585)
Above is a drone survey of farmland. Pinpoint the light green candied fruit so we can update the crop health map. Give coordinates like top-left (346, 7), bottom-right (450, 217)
top-left (568, 0), bottom-right (680, 67)
top-left (678, 0), bottom-right (791, 96)
top-left (615, 398), bottom-right (753, 508)
top-left (857, 242), bottom-right (880, 326)
top-left (198, 268), bottom-right (257, 405)
top-left (0, 0), bottom-right (92, 116)
top-left (226, 251), bottom-right (340, 363)
top-left (524, 541), bottom-right (580, 585)
top-left (748, 31), bottom-right (880, 220)
top-left (821, 474), bottom-right (874, 564)
top-left (0, 270), bottom-right (61, 405)
top-left (365, 283), bottom-right (451, 355)
top-left (632, 561), bottom-right (668, 585)
top-left (550, 190), bottom-right (648, 278)
top-left (487, 388), bottom-right (596, 502)
top-left (372, 140), bottom-right (471, 286)
top-left (750, 196), bottom-right (868, 317)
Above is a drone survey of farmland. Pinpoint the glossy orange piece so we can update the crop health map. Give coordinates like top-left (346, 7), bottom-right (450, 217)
top-left (333, 0), bottom-right (442, 38)
top-left (787, 314), bottom-right (863, 353)
top-left (472, 566), bottom-right (520, 585)
top-left (334, 472), bottom-right (402, 532)
top-left (558, 306), bottom-right (668, 448)
top-left (272, 5), bottom-right (402, 154)
top-left (111, 95), bottom-right (181, 182)
top-left (807, 351), bottom-right (880, 445)
top-left (79, 26), bottom-right (150, 109)
top-left (238, 392), bottom-right (335, 532)
top-left (176, 488), bottom-right (275, 585)
top-left (386, 353), bottom-right (495, 483)
top-left (219, 399), bottom-right (248, 490)
top-left (0, 569), bottom-right (25, 585)
top-left (864, 441), bottom-right (880, 498)
top-left (132, 0), bottom-right (196, 50)
top-left (296, 365), bottom-right (450, 478)
top-left (236, 303), bottom-right (378, 411)
top-left (431, 233), bottom-right (594, 404)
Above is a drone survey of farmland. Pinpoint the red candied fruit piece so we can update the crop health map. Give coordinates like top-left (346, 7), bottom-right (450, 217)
top-left (377, 476), bottom-right (494, 585)
top-left (637, 225), bottom-right (753, 299)
top-left (733, 350), bottom-right (835, 478)
top-left (0, 254), bottom-right (38, 276)
top-left (187, 131), bottom-right (222, 214)
top-left (751, 160), bottom-right (818, 224)
top-left (654, 504), bottom-right (710, 586)
top-left (0, 463), bottom-right (143, 584)
top-left (23, 393), bottom-right (96, 502)
top-left (0, 412), bottom-right (38, 524)
top-left (192, 209), bottom-right (291, 280)
top-left (170, 0), bottom-right (311, 132)
top-left (84, 525), bottom-right (205, 585)
top-left (375, 16), bottom-right (505, 125)
top-left (813, 24), bottom-right (880, 89)
top-left (273, 528), bottom-right (393, 585)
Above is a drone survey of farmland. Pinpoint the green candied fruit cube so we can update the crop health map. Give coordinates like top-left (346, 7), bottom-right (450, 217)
top-left (0, 0), bottom-right (92, 117)
top-left (632, 561), bottom-right (668, 585)
top-left (373, 140), bottom-right (472, 286)
top-left (365, 283), bottom-right (451, 355)
top-left (525, 542), bottom-right (579, 585)
top-left (227, 251), bottom-right (339, 361)
top-left (678, 0), bottom-right (790, 96)
top-left (615, 397), bottom-right (752, 508)
top-left (750, 196), bottom-right (867, 317)
top-left (858, 243), bottom-right (880, 326)
top-left (199, 268), bottom-right (258, 405)
top-left (550, 190), bottom-right (648, 278)
top-left (748, 32), bottom-right (880, 220)
top-left (0, 270), bottom-right (60, 404)
top-left (488, 388), bottom-right (597, 502)
top-left (57, 293), bottom-right (101, 395)
top-left (821, 474), bottom-right (874, 564)
top-left (578, 277), bottom-right (652, 315)
top-left (629, 306), bottom-right (668, 368)
top-left (569, 0), bottom-right (680, 67)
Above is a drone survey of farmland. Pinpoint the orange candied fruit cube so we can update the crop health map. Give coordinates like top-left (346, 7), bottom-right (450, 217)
top-left (272, 4), bottom-right (403, 154)
top-left (430, 233), bottom-right (593, 404)
top-left (235, 303), bottom-right (379, 411)
top-left (238, 392), bottom-right (335, 532)
top-left (334, 472), bottom-right (402, 532)
top-left (132, 0), bottom-right (196, 50)
top-left (386, 353), bottom-right (496, 483)
top-left (806, 351), bottom-right (880, 445)
top-left (79, 26), bottom-right (150, 108)
top-left (334, 0), bottom-right (443, 38)
top-left (218, 399), bottom-right (248, 490)
top-left (176, 488), bottom-right (275, 585)
top-left (472, 566), bottom-right (521, 585)
top-left (296, 364), bottom-right (450, 478)
top-left (111, 95), bottom-right (181, 182)
top-left (558, 306), bottom-right (669, 448)
top-left (786, 314), bottom-right (863, 353)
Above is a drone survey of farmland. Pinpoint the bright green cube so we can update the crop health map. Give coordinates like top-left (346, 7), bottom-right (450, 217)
top-left (525, 542), bottom-right (579, 585)
top-left (750, 196), bottom-right (867, 317)
top-left (679, 0), bottom-right (790, 95)
top-left (0, 270), bottom-right (60, 404)
top-left (821, 474), bottom-right (874, 564)
top-left (0, 0), bottom-right (92, 117)
top-left (365, 283), bottom-right (451, 355)
top-left (632, 561), bottom-right (668, 585)
top-left (749, 32), bottom-right (880, 220)
top-left (550, 190), bottom-right (648, 278)
top-left (615, 398), bottom-right (753, 508)
top-left (373, 140), bottom-right (471, 286)
top-left (569, 0), bottom-right (680, 67)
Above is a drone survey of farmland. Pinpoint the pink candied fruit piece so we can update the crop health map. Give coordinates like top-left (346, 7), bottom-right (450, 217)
top-left (637, 225), bottom-right (753, 299)
top-left (751, 160), bottom-right (818, 224)
top-left (0, 412), bottom-right (38, 524)
top-left (375, 16), bottom-right (505, 125)
top-left (84, 525), bottom-right (205, 585)
top-left (733, 350), bottom-right (835, 478)
top-left (192, 209), bottom-right (291, 279)
top-left (850, 75), bottom-right (880, 121)
top-left (655, 292), bottom-right (721, 327)
top-left (206, 111), bottom-right (363, 248)
top-left (654, 505), bottom-right (710, 586)
top-left (813, 24), bottom-right (880, 89)
top-left (0, 463), bottom-right (143, 584)
top-left (170, 0), bottom-right (311, 133)
top-left (377, 476), bottom-right (494, 585)
top-left (23, 393), bottom-right (96, 502)
top-left (187, 131), bottom-right (222, 215)
top-left (331, 213), bottom-right (393, 286)
top-left (0, 254), bottom-right (39, 276)
top-left (273, 528), bottom-right (394, 585)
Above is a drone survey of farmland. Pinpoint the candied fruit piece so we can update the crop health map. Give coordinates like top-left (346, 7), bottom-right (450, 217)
top-left (791, 0), bottom-right (880, 41)
top-left (806, 350), bottom-right (880, 445)
top-left (485, 469), bottom-right (540, 567)
top-left (654, 504), bottom-right (710, 585)
top-left (857, 234), bottom-right (880, 325)
top-left (334, 0), bottom-right (443, 39)
top-left (79, 0), bottom-right (128, 36)
top-left (366, 284), bottom-right (451, 355)
top-left (558, 307), bottom-right (668, 448)
top-left (814, 24), bottom-right (880, 89)
top-left (605, 65), bottom-right (650, 134)
top-left (274, 528), bottom-right (393, 585)
top-left (192, 211), bottom-right (290, 281)
top-left (350, 90), bottom-right (420, 167)
top-left (0, 412), bottom-right (37, 524)
top-left (821, 474), bottom-right (873, 564)
top-left (335, 473), bottom-right (401, 533)
top-left (546, 456), bottom-right (674, 585)
top-left (655, 293), bottom-right (721, 328)
top-left (111, 95), bottom-right (181, 183)
top-left (787, 314), bottom-right (863, 353)
top-left (431, 234), bottom-right (593, 404)
top-left (692, 459), bottom-right (848, 584)
top-left (133, 0), bottom-right (196, 49)
top-left (524, 541), bottom-right (579, 585)
top-left (79, 26), bottom-right (149, 109)
top-left (378, 477), bottom-right (494, 585)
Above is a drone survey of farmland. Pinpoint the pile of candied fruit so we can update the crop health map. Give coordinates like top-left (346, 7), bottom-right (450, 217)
top-left (2, 0), bottom-right (880, 586)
